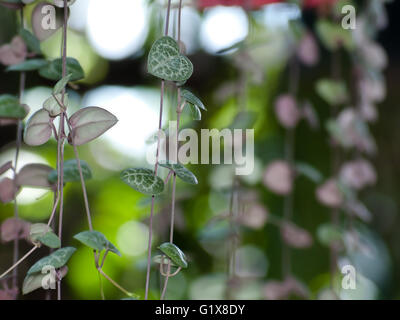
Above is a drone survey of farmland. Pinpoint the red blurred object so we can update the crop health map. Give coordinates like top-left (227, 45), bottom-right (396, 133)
top-left (198, 0), bottom-right (283, 10)
top-left (303, 0), bottom-right (339, 8)
top-left (197, 0), bottom-right (338, 9)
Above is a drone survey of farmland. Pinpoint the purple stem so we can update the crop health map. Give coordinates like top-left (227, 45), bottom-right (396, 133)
top-left (145, 0), bottom-right (172, 300)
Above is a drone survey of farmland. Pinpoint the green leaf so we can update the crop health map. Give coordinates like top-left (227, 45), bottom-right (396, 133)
top-left (6, 59), bottom-right (48, 72)
top-left (68, 107), bottom-right (118, 146)
top-left (74, 230), bottom-right (121, 256)
top-left (29, 223), bottom-right (51, 241)
top-left (159, 161), bottom-right (198, 185)
top-left (316, 19), bottom-right (354, 51)
top-left (22, 272), bottom-right (47, 295)
top-left (326, 119), bottom-right (349, 147)
top-left (39, 57), bottom-right (84, 81)
top-left (47, 159), bottom-right (92, 184)
top-left (27, 247), bottom-right (76, 275)
top-left (53, 74), bottom-right (72, 94)
top-left (186, 102), bottom-right (201, 121)
top-left (19, 28), bottom-right (42, 54)
top-left (43, 93), bottom-right (68, 117)
top-left (317, 223), bottom-right (343, 247)
top-left (29, 223), bottom-right (62, 249)
top-left (23, 266), bottom-right (68, 295)
top-left (158, 242), bottom-right (187, 269)
top-left (316, 79), bottom-right (348, 106)
top-left (120, 168), bottom-right (164, 195)
top-left (0, 94), bottom-right (27, 119)
top-left (181, 89), bottom-right (206, 111)
top-left (37, 232), bottom-right (61, 249)
top-left (147, 36), bottom-right (193, 82)
top-left (295, 162), bottom-right (323, 183)
top-left (23, 109), bottom-right (52, 146)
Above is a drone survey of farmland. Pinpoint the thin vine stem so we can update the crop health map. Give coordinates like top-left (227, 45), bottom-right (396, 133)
top-left (329, 49), bottom-right (342, 293)
top-left (144, 0), bottom-right (172, 300)
top-left (56, 0), bottom-right (69, 300)
top-left (160, 0), bottom-right (183, 300)
top-left (10, 7), bottom-right (27, 291)
top-left (281, 57), bottom-right (299, 278)
top-left (0, 246), bottom-right (37, 280)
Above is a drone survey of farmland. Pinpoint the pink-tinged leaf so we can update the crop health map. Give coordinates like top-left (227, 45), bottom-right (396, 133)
top-left (339, 158), bottom-right (376, 190)
top-left (0, 161), bottom-right (13, 175)
top-left (0, 287), bottom-right (18, 300)
top-left (0, 177), bottom-right (19, 203)
top-left (68, 107), bottom-right (118, 146)
top-left (238, 203), bottom-right (268, 229)
top-left (297, 32), bottom-right (319, 67)
top-left (284, 277), bottom-right (309, 299)
top-left (24, 109), bottom-right (53, 146)
top-left (281, 222), bottom-right (313, 249)
top-left (1, 218), bottom-right (31, 243)
top-left (316, 178), bottom-right (343, 208)
top-left (274, 94), bottom-right (301, 129)
top-left (262, 160), bottom-right (293, 195)
top-left (31, 2), bottom-right (63, 41)
top-left (263, 281), bottom-right (291, 300)
top-left (0, 36), bottom-right (27, 66)
top-left (16, 163), bottom-right (54, 189)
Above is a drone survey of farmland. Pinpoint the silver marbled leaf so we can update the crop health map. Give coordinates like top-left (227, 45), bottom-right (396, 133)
top-left (147, 36), bottom-right (193, 82)
top-left (120, 168), bottom-right (164, 195)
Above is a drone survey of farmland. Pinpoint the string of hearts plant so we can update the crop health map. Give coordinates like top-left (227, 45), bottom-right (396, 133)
top-left (313, 0), bottom-right (386, 297)
top-left (262, 21), bottom-right (320, 299)
top-left (0, 0), bottom-right (129, 300)
top-left (120, 0), bottom-right (205, 300)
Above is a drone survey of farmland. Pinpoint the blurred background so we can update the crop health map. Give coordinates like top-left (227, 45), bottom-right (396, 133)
top-left (0, 0), bottom-right (399, 300)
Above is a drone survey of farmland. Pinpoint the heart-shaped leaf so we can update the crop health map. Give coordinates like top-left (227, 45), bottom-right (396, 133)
top-left (6, 59), bottom-right (48, 72)
top-left (29, 223), bottom-right (61, 249)
top-left (0, 177), bottom-right (19, 203)
top-left (181, 89), bottom-right (206, 110)
top-left (53, 74), bottom-right (72, 94)
top-left (19, 28), bottom-right (41, 54)
top-left (68, 107), bottom-right (118, 146)
top-left (29, 223), bottom-right (51, 241)
top-left (74, 230), bottom-right (121, 256)
top-left (24, 109), bottom-right (53, 146)
top-left (47, 159), bottom-right (92, 184)
top-left (159, 161), bottom-right (198, 185)
top-left (158, 242), bottom-right (187, 269)
top-left (316, 79), bottom-right (348, 106)
top-left (16, 163), bottom-right (54, 189)
top-left (120, 168), bottom-right (164, 195)
top-left (43, 93), bottom-right (68, 117)
top-left (27, 247), bottom-right (76, 275)
top-left (281, 222), bottom-right (313, 249)
top-left (317, 223), bottom-right (343, 247)
top-left (39, 57), bottom-right (84, 81)
top-left (23, 266), bottom-right (68, 295)
top-left (0, 94), bottom-right (28, 119)
top-left (1, 217), bottom-right (30, 243)
top-left (316, 19), bottom-right (354, 51)
top-left (147, 36), bottom-right (193, 82)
